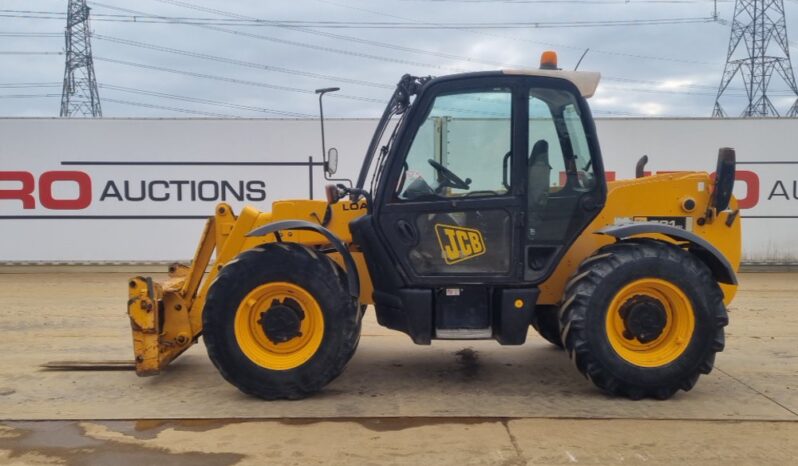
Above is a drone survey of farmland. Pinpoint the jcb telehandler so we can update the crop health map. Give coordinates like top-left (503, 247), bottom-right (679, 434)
top-left (128, 52), bottom-right (740, 400)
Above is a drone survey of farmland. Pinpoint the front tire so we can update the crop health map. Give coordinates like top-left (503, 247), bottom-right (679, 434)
top-left (559, 239), bottom-right (728, 400)
top-left (203, 243), bottom-right (360, 400)
top-left (531, 305), bottom-right (564, 349)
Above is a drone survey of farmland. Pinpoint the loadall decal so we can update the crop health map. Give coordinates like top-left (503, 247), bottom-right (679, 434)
top-left (434, 224), bottom-right (486, 264)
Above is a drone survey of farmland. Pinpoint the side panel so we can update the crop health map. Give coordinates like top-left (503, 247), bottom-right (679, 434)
top-left (538, 173), bottom-right (742, 306)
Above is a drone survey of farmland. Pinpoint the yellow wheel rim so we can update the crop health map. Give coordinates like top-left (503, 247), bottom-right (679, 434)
top-left (234, 282), bottom-right (324, 371)
top-left (605, 278), bottom-right (695, 368)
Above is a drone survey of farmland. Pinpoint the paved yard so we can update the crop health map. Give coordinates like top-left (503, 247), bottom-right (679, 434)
top-left (0, 269), bottom-right (795, 464)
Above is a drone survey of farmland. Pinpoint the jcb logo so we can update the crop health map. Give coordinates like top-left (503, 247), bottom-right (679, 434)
top-left (434, 224), bottom-right (486, 264)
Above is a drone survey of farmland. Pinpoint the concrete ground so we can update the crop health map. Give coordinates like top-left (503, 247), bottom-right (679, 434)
top-left (0, 269), bottom-right (796, 464)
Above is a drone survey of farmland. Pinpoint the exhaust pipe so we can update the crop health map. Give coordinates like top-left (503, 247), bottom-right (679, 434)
top-left (711, 147), bottom-right (736, 213)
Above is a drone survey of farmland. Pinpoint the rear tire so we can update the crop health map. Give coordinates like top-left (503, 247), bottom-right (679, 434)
top-left (203, 243), bottom-right (361, 400)
top-left (559, 239), bottom-right (728, 400)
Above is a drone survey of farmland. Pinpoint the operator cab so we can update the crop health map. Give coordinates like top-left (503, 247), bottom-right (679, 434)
top-left (350, 52), bottom-right (607, 344)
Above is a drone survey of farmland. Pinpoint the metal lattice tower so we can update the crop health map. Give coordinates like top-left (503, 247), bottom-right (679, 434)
top-left (60, 0), bottom-right (102, 117)
top-left (713, 0), bottom-right (798, 117)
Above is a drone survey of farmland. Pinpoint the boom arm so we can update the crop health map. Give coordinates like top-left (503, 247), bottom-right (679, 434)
top-left (128, 213), bottom-right (220, 375)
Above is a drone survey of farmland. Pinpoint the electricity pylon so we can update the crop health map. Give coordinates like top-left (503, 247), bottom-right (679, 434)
top-left (713, 0), bottom-right (798, 117)
top-left (60, 0), bottom-right (102, 117)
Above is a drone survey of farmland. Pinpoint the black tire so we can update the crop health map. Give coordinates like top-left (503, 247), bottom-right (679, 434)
top-left (203, 243), bottom-right (361, 400)
top-left (559, 239), bottom-right (728, 400)
top-left (531, 305), bottom-right (564, 349)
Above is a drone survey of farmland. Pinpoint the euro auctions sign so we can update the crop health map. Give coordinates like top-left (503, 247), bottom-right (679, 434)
top-left (0, 164), bottom-right (295, 218)
top-left (0, 119), bottom-right (353, 262)
top-left (1, 117), bottom-right (797, 263)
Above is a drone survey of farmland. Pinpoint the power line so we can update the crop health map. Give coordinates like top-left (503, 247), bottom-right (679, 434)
top-left (0, 93), bottom-right (60, 99)
top-left (0, 51), bottom-right (62, 55)
top-left (98, 84), bottom-right (315, 117)
top-left (0, 83), bottom-right (62, 88)
top-left (0, 29), bottom-right (741, 93)
top-left (102, 97), bottom-right (239, 118)
top-left (160, 0), bottom-right (779, 100)
top-left (90, 2), bottom-right (466, 72)
top-left (0, 6), bottom-right (749, 113)
top-left (401, 0), bottom-right (729, 3)
top-left (90, 32), bottom-right (746, 101)
top-left (315, 0), bottom-right (723, 65)
top-left (155, 0), bottom-right (509, 67)
top-left (148, 0), bottom-right (557, 75)
top-left (97, 54), bottom-right (774, 105)
top-left (602, 83), bottom-right (796, 96)
top-left (0, 32), bottom-right (62, 37)
top-left (139, 0), bottom-right (735, 93)
top-left (601, 74), bottom-right (778, 94)
top-left (0, 7), bottom-right (718, 29)
top-left (88, 0), bottom-right (714, 81)
top-left (94, 56), bottom-right (386, 104)
top-left (5, 36), bottom-right (749, 106)
top-left (152, 0), bottom-right (721, 70)
top-left (91, 34), bottom-right (395, 90)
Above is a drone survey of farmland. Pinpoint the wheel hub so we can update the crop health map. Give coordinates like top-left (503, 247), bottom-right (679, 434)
top-left (619, 295), bottom-right (667, 344)
top-left (259, 298), bottom-right (305, 344)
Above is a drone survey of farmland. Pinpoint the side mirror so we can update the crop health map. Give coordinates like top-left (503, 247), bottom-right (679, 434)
top-left (326, 147), bottom-right (339, 175)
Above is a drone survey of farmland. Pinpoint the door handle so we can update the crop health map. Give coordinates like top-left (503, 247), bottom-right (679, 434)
top-left (579, 194), bottom-right (599, 212)
top-left (502, 151), bottom-right (512, 190)
top-left (396, 219), bottom-right (418, 244)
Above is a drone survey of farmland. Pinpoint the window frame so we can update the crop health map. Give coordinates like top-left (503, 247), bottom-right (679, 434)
top-left (374, 73), bottom-right (606, 221)
top-left (528, 89), bottom-right (597, 194)
top-left (379, 76), bottom-right (524, 211)
top-left (396, 88), bottom-right (515, 201)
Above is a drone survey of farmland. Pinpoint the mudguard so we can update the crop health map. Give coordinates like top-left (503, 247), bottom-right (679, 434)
top-left (597, 222), bottom-right (737, 285)
top-left (247, 220), bottom-right (360, 298)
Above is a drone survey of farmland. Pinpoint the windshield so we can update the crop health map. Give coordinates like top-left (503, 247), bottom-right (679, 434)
top-left (356, 75), bottom-right (429, 191)
top-left (358, 111), bottom-right (404, 195)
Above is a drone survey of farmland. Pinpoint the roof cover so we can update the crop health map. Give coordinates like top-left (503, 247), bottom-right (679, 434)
top-left (502, 69), bottom-right (601, 98)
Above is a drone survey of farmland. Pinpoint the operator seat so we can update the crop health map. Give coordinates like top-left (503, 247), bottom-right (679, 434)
top-left (527, 139), bottom-right (551, 238)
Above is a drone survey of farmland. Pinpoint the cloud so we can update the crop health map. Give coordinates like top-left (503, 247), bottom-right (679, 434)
top-left (631, 101), bottom-right (666, 116)
top-left (0, 0), bottom-right (796, 118)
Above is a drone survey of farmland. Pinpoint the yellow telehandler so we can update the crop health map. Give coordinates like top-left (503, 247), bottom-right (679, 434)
top-left (127, 52), bottom-right (740, 400)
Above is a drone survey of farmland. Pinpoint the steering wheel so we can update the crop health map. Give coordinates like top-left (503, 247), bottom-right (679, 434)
top-left (427, 159), bottom-right (471, 192)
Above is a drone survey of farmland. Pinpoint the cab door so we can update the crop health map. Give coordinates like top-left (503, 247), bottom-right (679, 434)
top-left (374, 77), bottom-right (526, 286)
top-left (372, 75), bottom-right (605, 288)
top-left (523, 86), bottom-right (605, 281)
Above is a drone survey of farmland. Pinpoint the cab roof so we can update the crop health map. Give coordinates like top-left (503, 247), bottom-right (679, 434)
top-left (502, 69), bottom-right (601, 98)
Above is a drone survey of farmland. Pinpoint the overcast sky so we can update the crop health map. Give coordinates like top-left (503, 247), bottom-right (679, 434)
top-left (1, 0), bottom-right (797, 118)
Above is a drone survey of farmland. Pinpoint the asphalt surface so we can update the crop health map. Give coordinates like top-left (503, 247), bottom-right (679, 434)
top-left (0, 269), bottom-right (796, 464)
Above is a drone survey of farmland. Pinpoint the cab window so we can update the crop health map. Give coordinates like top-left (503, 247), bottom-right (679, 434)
top-left (397, 88), bottom-right (512, 200)
top-left (527, 89), bottom-right (595, 197)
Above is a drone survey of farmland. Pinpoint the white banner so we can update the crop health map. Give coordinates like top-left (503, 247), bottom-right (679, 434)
top-left (0, 117), bottom-right (796, 262)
